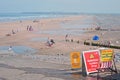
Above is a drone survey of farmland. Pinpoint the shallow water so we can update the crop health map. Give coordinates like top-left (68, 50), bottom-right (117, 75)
top-left (0, 46), bottom-right (37, 54)
top-left (0, 63), bottom-right (103, 80)
top-left (37, 29), bottom-right (84, 36)
top-left (31, 37), bottom-right (48, 42)
top-left (60, 16), bottom-right (93, 29)
top-left (36, 16), bottom-right (93, 36)
top-left (61, 23), bottom-right (92, 29)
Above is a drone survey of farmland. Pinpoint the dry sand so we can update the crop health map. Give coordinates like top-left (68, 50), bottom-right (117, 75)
top-left (0, 15), bottom-right (120, 80)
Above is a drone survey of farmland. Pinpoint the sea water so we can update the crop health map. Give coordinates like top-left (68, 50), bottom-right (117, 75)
top-left (0, 12), bottom-right (79, 22)
top-left (0, 46), bottom-right (37, 54)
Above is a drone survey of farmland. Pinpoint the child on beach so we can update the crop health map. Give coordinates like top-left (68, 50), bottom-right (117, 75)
top-left (8, 46), bottom-right (12, 51)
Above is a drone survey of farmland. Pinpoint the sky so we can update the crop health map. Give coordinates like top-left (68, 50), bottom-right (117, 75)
top-left (0, 0), bottom-right (120, 13)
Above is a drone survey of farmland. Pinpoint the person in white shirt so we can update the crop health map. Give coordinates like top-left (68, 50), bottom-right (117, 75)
top-left (8, 46), bottom-right (12, 51)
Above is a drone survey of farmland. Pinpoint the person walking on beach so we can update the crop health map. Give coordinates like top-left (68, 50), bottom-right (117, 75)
top-left (65, 34), bottom-right (68, 42)
top-left (27, 25), bottom-right (29, 31)
top-left (108, 41), bottom-right (111, 47)
top-left (29, 26), bottom-right (33, 31)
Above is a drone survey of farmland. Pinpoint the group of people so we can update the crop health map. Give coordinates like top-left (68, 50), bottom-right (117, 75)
top-left (27, 25), bottom-right (33, 31)
top-left (65, 34), bottom-right (73, 42)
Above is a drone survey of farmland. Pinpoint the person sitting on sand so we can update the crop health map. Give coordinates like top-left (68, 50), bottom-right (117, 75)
top-left (50, 39), bottom-right (55, 45)
top-left (46, 38), bottom-right (55, 47)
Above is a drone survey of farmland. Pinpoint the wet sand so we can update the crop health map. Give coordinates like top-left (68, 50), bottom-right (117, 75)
top-left (0, 15), bottom-right (120, 80)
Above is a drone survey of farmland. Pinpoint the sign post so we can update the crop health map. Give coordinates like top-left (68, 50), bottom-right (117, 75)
top-left (70, 52), bottom-right (81, 69)
top-left (83, 50), bottom-right (100, 75)
top-left (97, 49), bottom-right (118, 78)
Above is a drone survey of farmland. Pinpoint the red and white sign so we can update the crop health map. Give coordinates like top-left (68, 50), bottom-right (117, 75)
top-left (100, 61), bottom-right (112, 68)
top-left (83, 50), bottom-right (100, 75)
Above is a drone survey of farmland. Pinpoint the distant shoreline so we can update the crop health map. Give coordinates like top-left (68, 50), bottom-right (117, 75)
top-left (0, 12), bottom-right (120, 22)
top-left (0, 12), bottom-right (78, 22)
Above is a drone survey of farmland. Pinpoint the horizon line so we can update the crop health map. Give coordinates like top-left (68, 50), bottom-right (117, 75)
top-left (0, 11), bottom-right (120, 15)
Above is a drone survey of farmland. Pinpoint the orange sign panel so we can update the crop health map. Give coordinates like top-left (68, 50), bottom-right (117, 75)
top-left (70, 52), bottom-right (81, 69)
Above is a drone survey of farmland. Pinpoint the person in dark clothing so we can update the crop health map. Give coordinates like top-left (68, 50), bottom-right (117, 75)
top-left (46, 38), bottom-right (55, 47)
top-left (50, 39), bottom-right (55, 44)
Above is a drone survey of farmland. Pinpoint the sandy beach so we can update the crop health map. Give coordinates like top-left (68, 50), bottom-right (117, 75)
top-left (0, 15), bottom-right (120, 80)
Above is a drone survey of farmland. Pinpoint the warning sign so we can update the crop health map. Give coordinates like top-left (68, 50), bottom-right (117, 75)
top-left (100, 49), bottom-right (114, 62)
top-left (70, 52), bottom-right (81, 69)
top-left (83, 50), bottom-right (100, 75)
